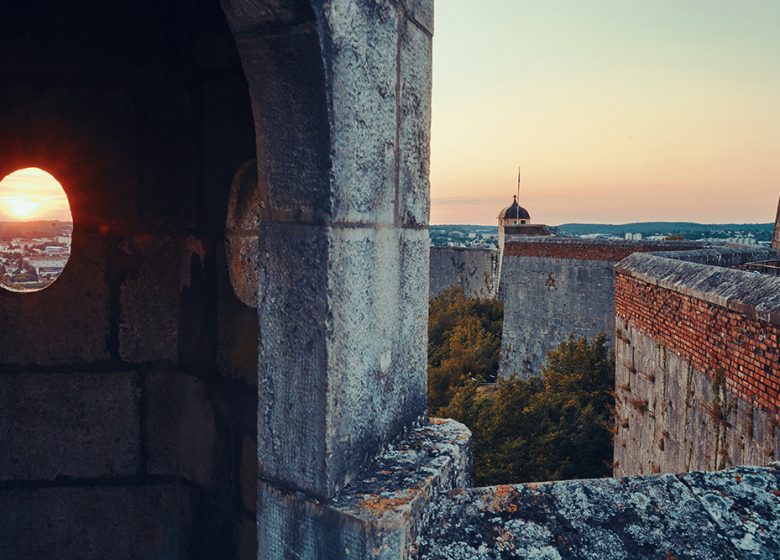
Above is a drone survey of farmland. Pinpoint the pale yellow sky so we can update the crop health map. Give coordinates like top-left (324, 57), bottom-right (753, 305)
top-left (430, 0), bottom-right (780, 225)
top-left (0, 168), bottom-right (71, 222)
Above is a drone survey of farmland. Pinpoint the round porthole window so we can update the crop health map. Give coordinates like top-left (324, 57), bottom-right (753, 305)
top-left (0, 168), bottom-right (73, 292)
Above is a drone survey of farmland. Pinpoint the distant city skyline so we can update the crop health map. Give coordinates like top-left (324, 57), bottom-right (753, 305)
top-left (430, 0), bottom-right (780, 225)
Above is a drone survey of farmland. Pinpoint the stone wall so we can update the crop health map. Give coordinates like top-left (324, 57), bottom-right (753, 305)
top-left (614, 250), bottom-right (780, 477)
top-left (498, 237), bottom-right (708, 378)
top-left (0, 2), bottom-right (259, 557)
top-left (429, 247), bottom-right (498, 299)
top-left (417, 463), bottom-right (780, 559)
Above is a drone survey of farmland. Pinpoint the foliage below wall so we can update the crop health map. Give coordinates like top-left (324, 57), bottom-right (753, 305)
top-left (428, 288), bottom-right (615, 486)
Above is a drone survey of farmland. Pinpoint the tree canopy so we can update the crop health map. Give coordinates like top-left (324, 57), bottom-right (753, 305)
top-left (428, 288), bottom-right (615, 486)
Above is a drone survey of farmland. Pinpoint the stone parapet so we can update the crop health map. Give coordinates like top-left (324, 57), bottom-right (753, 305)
top-left (503, 237), bottom-right (707, 262)
top-left (415, 463), bottom-right (780, 559)
top-left (258, 419), bottom-right (471, 560)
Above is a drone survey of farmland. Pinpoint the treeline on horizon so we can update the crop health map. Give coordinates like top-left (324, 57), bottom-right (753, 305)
top-left (0, 220), bottom-right (72, 239)
top-left (431, 221), bottom-right (774, 240)
top-left (428, 287), bottom-right (615, 486)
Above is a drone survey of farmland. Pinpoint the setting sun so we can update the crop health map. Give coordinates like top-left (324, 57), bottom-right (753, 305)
top-left (0, 168), bottom-right (71, 222)
top-left (5, 197), bottom-right (39, 219)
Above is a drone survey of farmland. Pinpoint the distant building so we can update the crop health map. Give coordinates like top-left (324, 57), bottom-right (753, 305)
top-left (624, 233), bottom-right (643, 240)
top-left (497, 195), bottom-right (553, 256)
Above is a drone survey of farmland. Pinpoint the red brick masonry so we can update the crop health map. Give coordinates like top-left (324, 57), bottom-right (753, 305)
top-left (615, 273), bottom-right (780, 415)
top-left (504, 242), bottom-right (700, 261)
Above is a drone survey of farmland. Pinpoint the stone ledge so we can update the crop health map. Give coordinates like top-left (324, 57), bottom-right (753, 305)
top-left (258, 418), bottom-right (471, 560)
top-left (615, 252), bottom-right (780, 324)
top-left (416, 463), bottom-right (780, 560)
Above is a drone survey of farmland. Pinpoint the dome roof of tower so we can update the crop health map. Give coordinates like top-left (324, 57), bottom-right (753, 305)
top-left (498, 196), bottom-right (530, 220)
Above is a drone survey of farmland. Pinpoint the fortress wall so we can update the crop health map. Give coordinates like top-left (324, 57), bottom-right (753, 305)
top-left (429, 246), bottom-right (498, 299)
top-left (614, 251), bottom-right (780, 477)
top-left (498, 238), bottom-right (706, 378)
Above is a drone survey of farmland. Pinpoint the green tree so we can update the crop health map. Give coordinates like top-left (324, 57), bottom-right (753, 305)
top-left (427, 288), bottom-right (502, 412)
top-left (427, 288), bottom-right (615, 486)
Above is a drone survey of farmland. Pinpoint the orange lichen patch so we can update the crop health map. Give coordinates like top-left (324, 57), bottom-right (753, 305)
top-left (429, 418), bottom-right (448, 425)
top-left (495, 527), bottom-right (516, 551)
top-left (359, 492), bottom-right (414, 513)
top-left (490, 485), bottom-right (519, 513)
top-left (379, 469), bottom-right (394, 476)
top-left (735, 474), bottom-right (743, 483)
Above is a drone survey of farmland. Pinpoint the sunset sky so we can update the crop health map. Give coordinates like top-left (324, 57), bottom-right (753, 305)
top-left (430, 0), bottom-right (780, 225)
top-left (0, 168), bottom-right (71, 222)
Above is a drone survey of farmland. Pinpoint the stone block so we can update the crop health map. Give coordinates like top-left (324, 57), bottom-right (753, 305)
top-left (258, 419), bottom-right (471, 560)
top-left (0, 372), bottom-right (140, 480)
top-left (398, 14), bottom-right (432, 227)
top-left (146, 371), bottom-right (227, 493)
top-left (0, 232), bottom-right (111, 366)
top-left (0, 484), bottom-right (195, 560)
top-left (233, 27), bottom-right (331, 224)
top-left (118, 236), bottom-right (192, 363)
top-left (325, 226), bottom-right (428, 495)
top-left (316, 1), bottom-right (399, 226)
top-left (257, 222), bottom-right (330, 496)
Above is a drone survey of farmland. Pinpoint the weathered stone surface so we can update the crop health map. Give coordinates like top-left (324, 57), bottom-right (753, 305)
top-left (315, 0), bottom-right (399, 226)
top-left (616, 251), bottom-right (780, 324)
top-left (146, 371), bottom-right (225, 492)
top-left (400, 0), bottom-right (434, 34)
top-left (325, 226), bottom-right (428, 495)
top-left (614, 319), bottom-right (779, 477)
top-left (682, 466), bottom-right (780, 558)
top-left (429, 247), bottom-right (498, 299)
top-left (233, 24), bottom-right (331, 224)
top-left (417, 464), bottom-right (780, 559)
top-left (225, 159), bottom-right (261, 308)
top-left (0, 233), bottom-right (111, 365)
top-left (499, 254), bottom-right (617, 378)
top-left (0, 372), bottom-right (140, 480)
top-left (118, 236), bottom-right (193, 363)
top-left (399, 15), bottom-right (432, 227)
top-left (257, 221), bottom-right (330, 496)
top-left (258, 419), bottom-right (471, 560)
top-left (498, 241), bottom-right (774, 378)
top-left (0, 484), bottom-right (195, 560)
top-left (216, 262), bottom-right (259, 386)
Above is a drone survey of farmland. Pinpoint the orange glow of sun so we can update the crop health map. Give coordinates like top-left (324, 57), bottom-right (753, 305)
top-left (5, 197), bottom-right (40, 218)
top-left (0, 168), bottom-right (71, 222)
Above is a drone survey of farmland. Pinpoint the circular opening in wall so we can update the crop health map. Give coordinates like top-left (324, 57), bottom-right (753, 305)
top-left (0, 168), bottom-right (73, 293)
top-left (226, 160), bottom-right (262, 308)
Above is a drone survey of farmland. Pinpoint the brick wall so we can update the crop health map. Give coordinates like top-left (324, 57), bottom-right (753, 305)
top-left (504, 240), bottom-right (701, 261)
top-left (615, 273), bottom-right (780, 416)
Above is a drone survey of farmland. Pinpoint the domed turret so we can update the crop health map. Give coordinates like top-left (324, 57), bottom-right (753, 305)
top-left (498, 195), bottom-right (531, 223)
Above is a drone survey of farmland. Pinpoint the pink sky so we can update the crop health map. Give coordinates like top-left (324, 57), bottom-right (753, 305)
top-left (430, 1), bottom-right (780, 225)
